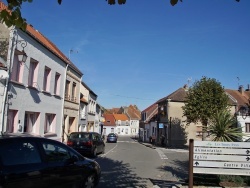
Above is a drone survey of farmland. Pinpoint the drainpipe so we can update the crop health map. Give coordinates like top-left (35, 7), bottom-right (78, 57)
top-left (61, 63), bottom-right (69, 143)
top-left (77, 75), bottom-right (83, 132)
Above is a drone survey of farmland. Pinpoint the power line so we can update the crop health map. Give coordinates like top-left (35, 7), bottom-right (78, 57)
top-left (109, 94), bottom-right (155, 101)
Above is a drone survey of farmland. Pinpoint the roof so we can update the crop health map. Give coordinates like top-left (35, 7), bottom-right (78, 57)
top-left (113, 114), bottom-right (129, 121)
top-left (0, 2), bottom-right (83, 76)
top-left (141, 103), bottom-right (158, 123)
top-left (157, 85), bottom-right (188, 103)
top-left (157, 84), bottom-right (238, 106)
top-left (103, 114), bottom-right (116, 126)
top-left (104, 108), bottom-right (120, 114)
top-left (225, 88), bottom-right (250, 107)
top-left (126, 105), bottom-right (141, 120)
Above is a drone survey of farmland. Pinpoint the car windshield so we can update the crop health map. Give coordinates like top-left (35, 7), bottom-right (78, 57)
top-left (69, 133), bottom-right (90, 141)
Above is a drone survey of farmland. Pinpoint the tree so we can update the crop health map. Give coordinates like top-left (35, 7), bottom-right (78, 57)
top-left (182, 76), bottom-right (229, 140)
top-left (0, 0), bottom-right (240, 30)
top-left (207, 109), bottom-right (243, 142)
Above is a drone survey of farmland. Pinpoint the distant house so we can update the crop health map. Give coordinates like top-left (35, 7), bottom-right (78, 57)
top-left (87, 88), bottom-right (98, 132)
top-left (118, 105), bottom-right (141, 136)
top-left (78, 82), bottom-right (89, 132)
top-left (103, 114), bottom-right (116, 135)
top-left (113, 114), bottom-right (129, 135)
top-left (156, 84), bottom-right (237, 147)
top-left (63, 63), bottom-right (83, 142)
top-left (225, 85), bottom-right (250, 141)
top-left (140, 103), bottom-right (158, 142)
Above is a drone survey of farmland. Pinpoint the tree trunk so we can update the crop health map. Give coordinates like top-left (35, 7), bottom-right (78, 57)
top-left (202, 122), bottom-right (208, 141)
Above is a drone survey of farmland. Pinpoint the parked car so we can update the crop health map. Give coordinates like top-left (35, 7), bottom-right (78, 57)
top-left (106, 133), bottom-right (118, 143)
top-left (67, 132), bottom-right (105, 157)
top-left (0, 133), bottom-right (101, 188)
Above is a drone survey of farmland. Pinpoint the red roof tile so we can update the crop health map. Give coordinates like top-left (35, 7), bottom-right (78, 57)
top-left (113, 114), bottom-right (129, 121)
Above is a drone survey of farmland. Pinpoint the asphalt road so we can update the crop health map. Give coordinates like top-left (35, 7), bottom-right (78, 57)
top-left (94, 136), bottom-right (189, 188)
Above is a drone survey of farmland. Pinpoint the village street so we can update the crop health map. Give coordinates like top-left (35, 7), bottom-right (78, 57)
top-left (94, 136), bottom-right (189, 188)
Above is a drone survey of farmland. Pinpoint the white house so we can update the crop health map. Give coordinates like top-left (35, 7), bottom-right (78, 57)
top-left (1, 22), bottom-right (68, 141)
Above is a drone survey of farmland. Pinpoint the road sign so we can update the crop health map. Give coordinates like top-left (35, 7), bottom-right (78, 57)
top-left (191, 140), bottom-right (250, 176)
top-left (193, 161), bottom-right (250, 169)
top-left (194, 147), bottom-right (250, 155)
top-left (194, 154), bottom-right (250, 162)
top-left (194, 167), bottom-right (250, 176)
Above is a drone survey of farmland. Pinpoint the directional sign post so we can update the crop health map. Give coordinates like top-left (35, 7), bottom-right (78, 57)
top-left (189, 139), bottom-right (250, 188)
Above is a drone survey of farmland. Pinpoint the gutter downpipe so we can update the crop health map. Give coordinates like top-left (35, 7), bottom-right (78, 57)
top-left (61, 63), bottom-right (69, 143)
top-left (78, 75), bottom-right (83, 132)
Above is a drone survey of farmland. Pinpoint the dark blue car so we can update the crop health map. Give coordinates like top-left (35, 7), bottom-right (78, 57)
top-left (0, 133), bottom-right (101, 188)
top-left (106, 133), bottom-right (118, 143)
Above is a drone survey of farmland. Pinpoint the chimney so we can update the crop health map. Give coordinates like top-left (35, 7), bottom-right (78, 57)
top-left (183, 84), bottom-right (188, 91)
top-left (239, 85), bottom-right (244, 94)
top-left (246, 84), bottom-right (250, 91)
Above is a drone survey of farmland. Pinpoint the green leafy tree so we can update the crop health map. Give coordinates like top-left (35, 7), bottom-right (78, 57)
top-left (182, 76), bottom-right (229, 140)
top-left (0, 0), bottom-right (240, 30)
top-left (207, 110), bottom-right (243, 142)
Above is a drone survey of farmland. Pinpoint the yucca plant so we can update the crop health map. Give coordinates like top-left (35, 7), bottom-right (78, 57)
top-left (207, 109), bottom-right (244, 142)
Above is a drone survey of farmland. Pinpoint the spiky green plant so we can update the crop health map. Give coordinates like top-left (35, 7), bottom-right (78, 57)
top-left (207, 110), bottom-right (244, 142)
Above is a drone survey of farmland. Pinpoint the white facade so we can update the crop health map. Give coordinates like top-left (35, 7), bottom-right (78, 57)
top-left (130, 119), bottom-right (139, 137)
top-left (3, 27), bottom-right (67, 141)
top-left (237, 115), bottom-right (250, 141)
top-left (78, 82), bottom-right (89, 132)
top-left (103, 125), bottom-right (116, 136)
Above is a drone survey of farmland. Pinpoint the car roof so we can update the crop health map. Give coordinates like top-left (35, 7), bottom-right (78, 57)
top-left (0, 132), bottom-right (41, 139)
top-left (70, 132), bottom-right (99, 134)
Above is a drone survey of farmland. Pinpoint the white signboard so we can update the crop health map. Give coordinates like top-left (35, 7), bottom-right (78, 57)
top-left (193, 140), bottom-right (250, 176)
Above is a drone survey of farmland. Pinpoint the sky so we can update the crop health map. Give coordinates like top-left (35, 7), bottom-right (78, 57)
top-left (4, 0), bottom-right (250, 111)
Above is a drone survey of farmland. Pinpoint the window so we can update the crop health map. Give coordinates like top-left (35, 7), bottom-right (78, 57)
top-left (28, 60), bottom-right (39, 87)
top-left (103, 128), bottom-right (106, 135)
top-left (65, 80), bottom-right (70, 100)
top-left (245, 123), bottom-right (250, 133)
top-left (111, 128), bottom-right (114, 133)
top-left (118, 120), bottom-right (121, 126)
top-left (0, 141), bottom-right (41, 166)
top-left (44, 113), bottom-right (56, 134)
top-left (54, 72), bottom-right (61, 95)
top-left (6, 110), bottom-right (18, 133)
top-left (42, 142), bottom-right (70, 162)
top-left (107, 120), bottom-right (110, 123)
top-left (72, 82), bottom-right (76, 102)
top-left (43, 66), bottom-right (51, 92)
top-left (24, 112), bottom-right (38, 133)
top-left (11, 53), bottom-right (24, 83)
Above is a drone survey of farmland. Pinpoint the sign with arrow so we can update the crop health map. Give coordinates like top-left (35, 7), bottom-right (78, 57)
top-left (192, 140), bottom-right (250, 176)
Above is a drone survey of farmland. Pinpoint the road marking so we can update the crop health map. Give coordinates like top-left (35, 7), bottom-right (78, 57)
top-left (117, 141), bottom-right (137, 143)
top-left (156, 148), bottom-right (168, 159)
top-left (99, 143), bottom-right (118, 157)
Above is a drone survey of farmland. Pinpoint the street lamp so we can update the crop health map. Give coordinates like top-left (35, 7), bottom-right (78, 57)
top-left (16, 40), bottom-right (27, 63)
top-left (239, 106), bottom-right (249, 120)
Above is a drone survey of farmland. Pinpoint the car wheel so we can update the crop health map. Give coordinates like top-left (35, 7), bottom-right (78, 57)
top-left (82, 173), bottom-right (96, 188)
